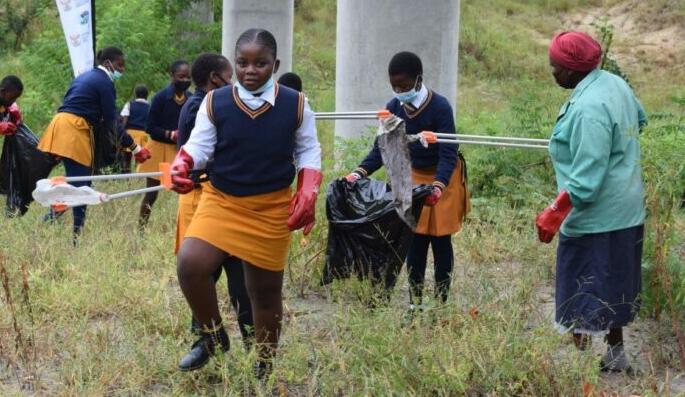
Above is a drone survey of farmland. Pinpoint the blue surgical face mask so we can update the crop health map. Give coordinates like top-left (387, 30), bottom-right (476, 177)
top-left (106, 60), bottom-right (122, 81)
top-left (393, 76), bottom-right (420, 103)
top-left (245, 76), bottom-right (274, 95)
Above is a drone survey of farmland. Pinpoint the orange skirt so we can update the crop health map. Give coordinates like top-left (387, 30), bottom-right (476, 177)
top-left (136, 139), bottom-right (177, 178)
top-left (412, 157), bottom-right (470, 236)
top-left (126, 129), bottom-right (149, 151)
top-left (175, 185), bottom-right (204, 254)
top-left (37, 113), bottom-right (92, 167)
top-left (184, 183), bottom-right (292, 272)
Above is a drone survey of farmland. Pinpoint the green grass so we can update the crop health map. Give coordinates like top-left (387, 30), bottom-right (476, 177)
top-left (0, 0), bottom-right (684, 395)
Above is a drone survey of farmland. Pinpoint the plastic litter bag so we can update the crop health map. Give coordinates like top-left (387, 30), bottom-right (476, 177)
top-left (321, 178), bottom-right (432, 290)
top-left (32, 179), bottom-right (105, 207)
top-left (376, 114), bottom-right (417, 228)
top-left (0, 124), bottom-right (58, 216)
top-left (92, 120), bottom-right (119, 172)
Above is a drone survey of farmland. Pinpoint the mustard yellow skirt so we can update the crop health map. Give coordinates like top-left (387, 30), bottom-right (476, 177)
top-left (412, 158), bottom-right (470, 236)
top-left (184, 183), bottom-right (292, 272)
top-left (175, 185), bottom-right (204, 254)
top-left (125, 129), bottom-right (149, 151)
top-left (37, 112), bottom-right (92, 167)
top-left (136, 139), bottom-right (177, 178)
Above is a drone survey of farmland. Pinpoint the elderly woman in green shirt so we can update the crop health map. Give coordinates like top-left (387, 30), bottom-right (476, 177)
top-left (536, 31), bottom-right (647, 373)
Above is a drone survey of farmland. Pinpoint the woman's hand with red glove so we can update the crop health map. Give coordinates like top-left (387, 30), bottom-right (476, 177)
top-left (287, 168), bottom-right (323, 235)
top-left (170, 147), bottom-right (195, 194)
top-left (132, 145), bottom-right (152, 163)
top-left (535, 190), bottom-right (573, 243)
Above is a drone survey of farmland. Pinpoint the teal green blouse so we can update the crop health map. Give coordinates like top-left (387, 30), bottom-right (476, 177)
top-left (549, 69), bottom-right (647, 236)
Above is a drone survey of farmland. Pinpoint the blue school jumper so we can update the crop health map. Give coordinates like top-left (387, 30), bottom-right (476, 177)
top-left (177, 89), bottom-right (207, 149)
top-left (125, 100), bottom-right (150, 131)
top-left (58, 68), bottom-right (134, 148)
top-left (206, 84), bottom-right (305, 197)
top-left (146, 84), bottom-right (190, 144)
top-left (358, 90), bottom-right (458, 187)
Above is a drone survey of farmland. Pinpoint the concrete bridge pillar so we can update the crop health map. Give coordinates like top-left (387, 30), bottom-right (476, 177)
top-left (221, 0), bottom-right (294, 77)
top-left (334, 0), bottom-right (460, 138)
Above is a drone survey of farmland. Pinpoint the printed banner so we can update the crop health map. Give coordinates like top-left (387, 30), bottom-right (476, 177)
top-left (55, 0), bottom-right (94, 77)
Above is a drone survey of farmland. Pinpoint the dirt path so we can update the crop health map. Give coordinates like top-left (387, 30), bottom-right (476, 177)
top-left (561, 0), bottom-right (685, 74)
top-left (532, 284), bottom-right (685, 396)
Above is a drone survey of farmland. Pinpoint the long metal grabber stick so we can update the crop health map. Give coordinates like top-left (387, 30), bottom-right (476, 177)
top-left (36, 163), bottom-right (181, 212)
top-left (315, 115), bottom-right (384, 120)
top-left (107, 185), bottom-right (166, 200)
top-left (434, 139), bottom-right (549, 150)
top-left (314, 110), bottom-right (391, 120)
top-left (52, 171), bottom-right (173, 183)
top-left (418, 131), bottom-right (548, 150)
top-left (431, 132), bottom-right (550, 144)
top-left (49, 186), bottom-right (168, 211)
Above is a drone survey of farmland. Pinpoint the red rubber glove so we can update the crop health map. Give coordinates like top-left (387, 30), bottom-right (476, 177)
top-left (8, 103), bottom-right (21, 125)
top-left (170, 147), bottom-right (195, 194)
top-left (424, 185), bottom-right (443, 206)
top-left (535, 190), bottom-right (573, 243)
top-left (287, 168), bottom-right (323, 235)
top-left (0, 121), bottom-right (17, 136)
top-left (343, 171), bottom-right (362, 184)
top-left (170, 130), bottom-right (178, 143)
top-left (132, 145), bottom-right (151, 163)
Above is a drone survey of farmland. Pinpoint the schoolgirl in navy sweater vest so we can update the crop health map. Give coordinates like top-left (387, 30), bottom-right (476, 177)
top-left (174, 53), bottom-right (255, 354)
top-left (170, 29), bottom-right (322, 374)
top-left (118, 85), bottom-right (150, 172)
top-left (345, 52), bottom-right (469, 314)
top-left (137, 60), bottom-right (191, 228)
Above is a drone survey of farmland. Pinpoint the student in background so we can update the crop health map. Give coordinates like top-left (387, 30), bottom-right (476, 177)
top-left (174, 53), bottom-right (253, 369)
top-left (277, 72), bottom-right (302, 92)
top-left (0, 75), bottom-right (24, 135)
top-left (137, 60), bottom-right (191, 228)
top-left (38, 47), bottom-right (151, 238)
top-left (119, 84), bottom-right (150, 172)
top-left (344, 51), bottom-right (469, 314)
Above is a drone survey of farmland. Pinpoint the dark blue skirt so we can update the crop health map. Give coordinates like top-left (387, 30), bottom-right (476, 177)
top-left (555, 224), bottom-right (644, 333)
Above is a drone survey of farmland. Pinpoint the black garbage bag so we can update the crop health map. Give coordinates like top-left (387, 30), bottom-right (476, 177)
top-left (321, 178), bottom-right (432, 290)
top-left (92, 120), bottom-right (119, 173)
top-left (0, 124), bottom-right (58, 216)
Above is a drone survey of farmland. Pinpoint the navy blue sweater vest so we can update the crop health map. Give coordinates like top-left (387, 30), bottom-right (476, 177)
top-left (125, 100), bottom-right (150, 130)
top-left (207, 84), bottom-right (304, 196)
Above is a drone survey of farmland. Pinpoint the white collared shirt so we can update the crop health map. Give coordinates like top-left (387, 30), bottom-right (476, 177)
top-left (120, 98), bottom-right (150, 117)
top-left (406, 84), bottom-right (429, 108)
top-left (97, 65), bottom-right (114, 82)
top-left (183, 83), bottom-right (321, 171)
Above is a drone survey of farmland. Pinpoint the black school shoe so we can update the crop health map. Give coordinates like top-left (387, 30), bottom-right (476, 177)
top-left (178, 323), bottom-right (230, 371)
top-left (599, 344), bottom-right (635, 375)
top-left (254, 360), bottom-right (273, 380)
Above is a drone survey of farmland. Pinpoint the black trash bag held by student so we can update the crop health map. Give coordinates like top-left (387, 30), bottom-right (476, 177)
top-left (91, 120), bottom-right (120, 172)
top-left (321, 178), bottom-right (432, 289)
top-left (0, 123), bottom-right (58, 216)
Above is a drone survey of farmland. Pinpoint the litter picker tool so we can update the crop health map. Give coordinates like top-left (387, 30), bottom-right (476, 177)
top-left (417, 131), bottom-right (549, 150)
top-left (314, 110), bottom-right (391, 120)
top-left (32, 163), bottom-right (206, 212)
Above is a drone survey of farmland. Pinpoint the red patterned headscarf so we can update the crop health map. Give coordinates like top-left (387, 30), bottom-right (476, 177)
top-left (549, 31), bottom-right (602, 72)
